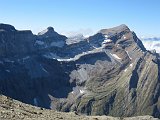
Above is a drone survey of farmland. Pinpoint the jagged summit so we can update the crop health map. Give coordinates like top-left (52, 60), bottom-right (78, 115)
top-left (99, 24), bottom-right (130, 36)
top-left (36, 26), bottom-right (67, 48)
top-left (38, 26), bottom-right (59, 37)
top-left (0, 23), bottom-right (16, 32)
top-left (47, 26), bottom-right (54, 31)
top-left (38, 26), bottom-right (54, 35)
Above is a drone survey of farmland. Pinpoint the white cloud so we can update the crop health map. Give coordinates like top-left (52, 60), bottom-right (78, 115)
top-left (60, 28), bottom-right (94, 37)
top-left (141, 37), bottom-right (160, 53)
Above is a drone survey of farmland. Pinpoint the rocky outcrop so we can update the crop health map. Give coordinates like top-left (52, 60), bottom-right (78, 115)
top-left (0, 23), bottom-right (160, 118)
top-left (0, 24), bottom-right (35, 57)
top-left (0, 95), bottom-right (158, 120)
top-left (0, 24), bottom-right (16, 32)
top-left (36, 27), bottom-right (67, 48)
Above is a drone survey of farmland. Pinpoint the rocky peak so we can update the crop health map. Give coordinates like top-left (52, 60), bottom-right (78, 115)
top-left (47, 26), bottom-right (54, 31)
top-left (88, 24), bottom-right (145, 51)
top-left (0, 23), bottom-right (16, 32)
top-left (36, 26), bottom-right (67, 48)
top-left (38, 27), bottom-right (59, 37)
top-left (99, 24), bottom-right (130, 36)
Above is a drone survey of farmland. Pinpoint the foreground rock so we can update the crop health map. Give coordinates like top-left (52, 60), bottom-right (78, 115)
top-left (0, 95), bottom-right (158, 120)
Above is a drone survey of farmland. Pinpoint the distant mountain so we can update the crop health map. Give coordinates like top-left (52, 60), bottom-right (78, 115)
top-left (142, 37), bottom-right (160, 41)
top-left (141, 37), bottom-right (160, 53)
top-left (0, 23), bottom-right (160, 118)
top-left (66, 34), bottom-right (85, 45)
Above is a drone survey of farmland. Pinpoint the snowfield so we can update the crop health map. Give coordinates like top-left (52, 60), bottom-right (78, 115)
top-left (57, 48), bottom-right (103, 62)
top-left (110, 53), bottom-right (121, 60)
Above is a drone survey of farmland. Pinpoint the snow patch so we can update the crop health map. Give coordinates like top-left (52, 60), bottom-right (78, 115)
top-left (130, 63), bottom-right (133, 67)
top-left (102, 39), bottom-right (112, 44)
top-left (124, 68), bottom-right (127, 72)
top-left (57, 48), bottom-right (102, 62)
top-left (110, 53), bottom-right (121, 60)
top-left (102, 44), bottom-right (106, 48)
top-left (102, 34), bottom-right (112, 45)
top-left (102, 39), bottom-right (112, 48)
top-left (93, 46), bottom-right (99, 49)
top-left (71, 87), bottom-right (87, 95)
top-left (80, 90), bottom-right (85, 94)
top-left (104, 35), bottom-right (108, 38)
top-left (123, 35), bottom-right (127, 40)
top-left (116, 44), bottom-right (120, 47)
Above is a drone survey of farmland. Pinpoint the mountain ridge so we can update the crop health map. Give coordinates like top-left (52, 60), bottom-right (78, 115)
top-left (0, 23), bottom-right (160, 118)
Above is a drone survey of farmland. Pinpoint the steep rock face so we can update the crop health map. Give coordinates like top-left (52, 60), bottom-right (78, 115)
top-left (0, 24), bottom-right (35, 57)
top-left (36, 27), bottom-right (67, 48)
top-left (0, 24), bottom-right (16, 32)
top-left (50, 25), bottom-right (159, 118)
top-left (0, 23), bottom-right (160, 118)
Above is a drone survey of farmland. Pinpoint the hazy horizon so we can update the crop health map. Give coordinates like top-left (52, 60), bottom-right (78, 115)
top-left (0, 0), bottom-right (160, 37)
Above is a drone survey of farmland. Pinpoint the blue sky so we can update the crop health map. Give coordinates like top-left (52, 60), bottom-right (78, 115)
top-left (0, 0), bottom-right (160, 37)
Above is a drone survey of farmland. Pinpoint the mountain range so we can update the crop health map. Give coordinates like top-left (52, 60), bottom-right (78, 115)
top-left (0, 23), bottom-right (160, 119)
